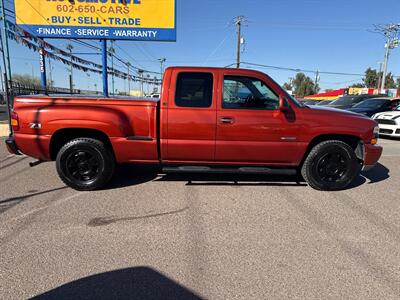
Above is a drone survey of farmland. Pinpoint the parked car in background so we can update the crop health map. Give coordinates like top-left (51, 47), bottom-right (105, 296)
top-left (328, 94), bottom-right (386, 110)
top-left (372, 104), bottom-right (400, 138)
top-left (300, 100), bottom-right (318, 105)
top-left (315, 100), bottom-right (334, 106)
top-left (150, 93), bottom-right (160, 98)
top-left (346, 98), bottom-right (400, 117)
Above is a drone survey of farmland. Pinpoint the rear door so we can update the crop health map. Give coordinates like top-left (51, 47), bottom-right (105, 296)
top-left (164, 69), bottom-right (218, 162)
top-left (215, 70), bottom-right (301, 165)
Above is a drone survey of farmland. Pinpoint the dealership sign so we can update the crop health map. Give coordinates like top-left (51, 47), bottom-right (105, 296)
top-left (14, 0), bottom-right (176, 41)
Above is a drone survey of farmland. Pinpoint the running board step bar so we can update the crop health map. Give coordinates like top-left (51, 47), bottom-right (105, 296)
top-left (162, 166), bottom-right (297, 175)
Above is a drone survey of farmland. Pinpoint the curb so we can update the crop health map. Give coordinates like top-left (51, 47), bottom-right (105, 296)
top-left (0, 124), bottom-right (10, 137)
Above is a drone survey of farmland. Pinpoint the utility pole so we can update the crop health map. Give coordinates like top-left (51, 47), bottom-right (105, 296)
top-left (377, 62), bottom-right (383, 91)
top-left (373, 23), bottom-right (400, 90)
top-left (66, 43), bottom-right (74, 93)
top-left (234, 16), bottom-right (246, 68)
top-left (158, 58), bottom-right (166, 81)
top-left (315, 70), bottom-right (320, 88)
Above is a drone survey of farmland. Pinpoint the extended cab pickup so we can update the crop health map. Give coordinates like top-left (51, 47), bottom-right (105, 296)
top-left (6, 67), bottom-right (382, 191)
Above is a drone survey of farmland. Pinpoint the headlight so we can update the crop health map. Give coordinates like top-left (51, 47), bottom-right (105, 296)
top-left (371, 126), bottom-right (379, 145)
top-left (393, 115), bottom-right (400, 124)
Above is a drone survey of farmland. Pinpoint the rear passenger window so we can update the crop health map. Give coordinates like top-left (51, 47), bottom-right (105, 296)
top-left (175, 72), bottom-right (213, 108)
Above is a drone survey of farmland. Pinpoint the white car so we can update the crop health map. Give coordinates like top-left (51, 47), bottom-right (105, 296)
top-left (372, 104), bottom-right (400, 138)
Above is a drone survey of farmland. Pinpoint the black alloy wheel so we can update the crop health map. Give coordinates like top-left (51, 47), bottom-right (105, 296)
top-left (56, 138), bottom-right (115, 191)
top-left (65, 149), bottom-right (102, 184)
top-left (315, 151), bottom-right (349, 183)
top-left (301, 140), bottom-right (360, 191)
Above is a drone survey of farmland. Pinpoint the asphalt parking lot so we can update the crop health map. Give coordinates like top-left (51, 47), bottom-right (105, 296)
top-left (0, 137), bottom-right (399, 299)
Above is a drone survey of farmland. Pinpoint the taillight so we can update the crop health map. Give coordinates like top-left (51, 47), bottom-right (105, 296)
top-left (11, 111), bottom-right (19, 131)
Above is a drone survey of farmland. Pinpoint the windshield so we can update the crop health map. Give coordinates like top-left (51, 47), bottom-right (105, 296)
top-left (330, 96), bottom-right (355, 106)
top-left (316, 100), bottom-right (332, 106)
top-left (396, 104), bottom-right (400, 111)
top-left (353, 99), bottom-right (387, 109)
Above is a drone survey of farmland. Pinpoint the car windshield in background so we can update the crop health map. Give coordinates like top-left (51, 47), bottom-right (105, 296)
top-left (353, 99), bottom-right (387, 109)
top-left (288, 95), bottom-right (307, 107)
top-left (316, 100), bottom-right (332, 106)
top-left (330, 96), bottom-right (355, 105)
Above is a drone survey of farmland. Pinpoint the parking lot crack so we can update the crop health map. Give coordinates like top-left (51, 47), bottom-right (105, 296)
top-left (87, 206), bottom-right (189, 227)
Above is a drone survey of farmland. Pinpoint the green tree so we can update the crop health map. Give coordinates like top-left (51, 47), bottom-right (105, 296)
top-left (287, 73), bottom-right (319, 97)
top-left (350, 83), bottom-right (365, 88)
top-left (12, 74), bottom-right (41, 86)
top-left (12, 73), bottom-right (54, 87)
top-left (282, 82), bottom-right (292, 91)
top-left (397, 78), bottom-right (400, 89)
top-left (362, 68), bottom-right (396, 89)
top-left (363, 68), bottom-right (378, 88)
top-left (383, 72), bottom-right (397, 89)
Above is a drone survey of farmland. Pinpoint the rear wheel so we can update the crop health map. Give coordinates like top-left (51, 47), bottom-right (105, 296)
top-left (301, 140), bottom-right (360, 191)
top-left (56, 138), bottom-right (115, 191)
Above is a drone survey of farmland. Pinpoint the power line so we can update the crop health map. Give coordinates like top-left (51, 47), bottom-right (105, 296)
top-left (203, 30), bottom-right (231, 66)
top-left (239, 62), bottom-right (366, 76)
top-left (114, 42), bottom-right (146, 69)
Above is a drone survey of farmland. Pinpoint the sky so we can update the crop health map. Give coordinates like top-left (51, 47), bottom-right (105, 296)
top-left (2, 0), bottom-right (400, 93)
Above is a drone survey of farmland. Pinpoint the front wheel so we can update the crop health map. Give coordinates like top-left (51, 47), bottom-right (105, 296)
top-left (301, 140), bottom-right (360, 191)
top-left (56, 138), bottom-right (115, 191)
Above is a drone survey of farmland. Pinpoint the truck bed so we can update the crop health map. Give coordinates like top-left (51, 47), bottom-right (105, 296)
top-left (12, 94), bottom-right (160, 163)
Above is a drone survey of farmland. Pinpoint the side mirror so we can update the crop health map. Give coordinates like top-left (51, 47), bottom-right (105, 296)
top-left (279, 96), bottom-right (290, 112)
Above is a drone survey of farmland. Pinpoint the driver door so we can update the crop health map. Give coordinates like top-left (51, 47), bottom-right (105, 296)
top-left (215, 72), bottom-right (301, 165)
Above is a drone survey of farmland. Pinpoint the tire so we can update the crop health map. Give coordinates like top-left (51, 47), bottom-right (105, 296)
top-left (56, 138), bottom-right (115, 191)
top-left (301, 140), bottom-right (360, 191)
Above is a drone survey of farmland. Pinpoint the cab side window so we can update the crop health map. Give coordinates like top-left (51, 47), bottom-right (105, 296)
top-left (175, 72), bottom-right (213, 108)
top-left (223, 76), bottom-right (279, 110)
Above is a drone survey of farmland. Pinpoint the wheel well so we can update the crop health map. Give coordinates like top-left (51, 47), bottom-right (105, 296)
top-left (301, 134), bottom-right (362, 166)
top-left (50, 128), bottom-right (114, 160)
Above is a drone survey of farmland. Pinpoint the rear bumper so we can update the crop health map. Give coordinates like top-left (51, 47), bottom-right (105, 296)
top-left (362, 143), bottom-right (383, 171)
top-left (5, 135), bottom-right (22, 155)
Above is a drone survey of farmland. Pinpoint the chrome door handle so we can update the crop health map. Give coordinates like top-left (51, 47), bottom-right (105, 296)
top-left (220, 117), bottom-right (234, 124)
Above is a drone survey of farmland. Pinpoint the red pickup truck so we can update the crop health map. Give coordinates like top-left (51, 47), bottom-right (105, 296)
top-left (6, 67), bottom-right (382, 191)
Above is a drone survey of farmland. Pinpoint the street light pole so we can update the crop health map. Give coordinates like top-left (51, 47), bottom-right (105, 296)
top-left (138, 69), bottom-right (144, 96)
top-left (127, 62), bottom-right (131, 95)
top-left (108, 41), bottom-right (115, 95)
top-left (66, 43), bottom-right (74, 93)
top-left (158, 58), bottom-right (166, 81)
